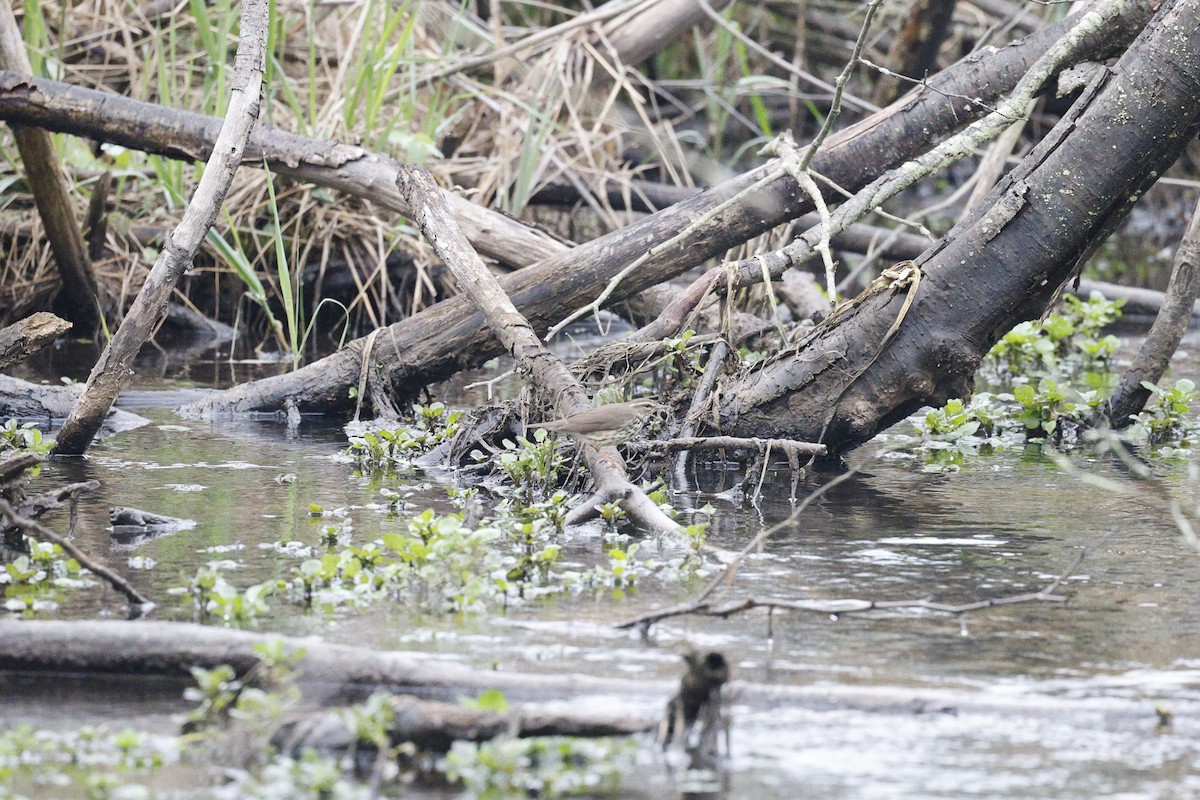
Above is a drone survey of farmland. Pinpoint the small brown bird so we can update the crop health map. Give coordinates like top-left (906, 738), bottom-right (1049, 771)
top-left (537, 398), bottom-right (662, 448)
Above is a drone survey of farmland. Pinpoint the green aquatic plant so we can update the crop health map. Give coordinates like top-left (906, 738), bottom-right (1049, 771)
top-left (681, 518), bottom-right (712, 570)
top-left (0, 419), bottom-right (51, 456)
top-left (597, 501), bottom-right (628, 528)
top-left (439, 736), bottom-right (633, 798)
top-left (347, 403), bottom-right (462, 470)
top-left (0, 723), bottom-right (172, 797)
top-left (1013, 378), bottom-right (1085, 440)
top-left (181, 641), bottom-right (304, 738)
top-left (983, 293), bottom-right (1125, 383)
top-left (1137, 378), bottom-right (1198, 443)
top-left (168, 566), bottom-right (276, 625)
top-left (490, 428), bottom-right (566, 505)
top-left (1, 541), bottom-right (92, 614)
top-left (912, 396), bottom-right (998, 440)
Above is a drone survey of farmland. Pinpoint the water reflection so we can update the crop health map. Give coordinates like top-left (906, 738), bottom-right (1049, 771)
top-left (10, 396), bottom-right (1200, 798)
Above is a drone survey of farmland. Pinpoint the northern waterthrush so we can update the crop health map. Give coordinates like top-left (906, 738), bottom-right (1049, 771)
top-left (538, 398), bottom-right (662, 448)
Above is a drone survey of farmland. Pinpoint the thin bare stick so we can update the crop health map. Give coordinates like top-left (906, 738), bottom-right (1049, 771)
top-left (674, 341), bottom-right (729, 474)
top-left (633, 435), bottom-right (825, 458)
top-left (618, 460), bottom-right (865, 631)
top-left (695, 0), bottom-right (880, 115)
top-left (52, 0), bottom-right (269, 456)
top-left (396, 166), bottom-right (681, 537)
top-left (797, 0), bottom-right (886, 172)
top-left (768, 133), bottom-right (838, 303)
top-left (618, 537), bottom-right (1090, 630)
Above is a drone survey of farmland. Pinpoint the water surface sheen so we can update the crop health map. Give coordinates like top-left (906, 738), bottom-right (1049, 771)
top-left (12, 399), bottom-right (1200, 799)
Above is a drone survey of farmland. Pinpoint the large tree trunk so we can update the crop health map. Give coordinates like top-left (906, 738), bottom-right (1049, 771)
top-left (718, 0), bottom-right (1200, 455)
top-left (181, 3), bottom-right (1152, 418)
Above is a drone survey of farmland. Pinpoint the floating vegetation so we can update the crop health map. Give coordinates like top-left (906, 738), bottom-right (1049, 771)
top-left (162, 489), bottom-right (712, 625)
top-left (910, 293), bottom-right (1197, 466)
top-left (346, 403), bottom-right (462, 470)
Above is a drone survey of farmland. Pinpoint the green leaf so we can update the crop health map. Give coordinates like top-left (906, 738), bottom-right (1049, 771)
top-left (462, 689), bottom-right (509, 713)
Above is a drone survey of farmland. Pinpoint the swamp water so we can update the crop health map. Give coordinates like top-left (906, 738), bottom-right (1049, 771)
top-left (3, 341), bottom-right (1200, 798)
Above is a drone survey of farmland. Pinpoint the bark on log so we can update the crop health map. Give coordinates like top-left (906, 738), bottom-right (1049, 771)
top-left (14, 480), bottom-right (100, 521)
top-left (0, 312), bottom-right (71, 371)
top-left (0, 72), bottom-right (568, 270)
top-left (717, 0), bottom-right (1200, 455)
top-left (604, 0), bottom-right (733, 66)
top-left (51, 0), bottom-right (269, 456)
top-left (0, 452), bottom-right (39, 485)
top-left (182, 3), bottom-right (1153, 419)
top-left (275, 696), bottom-right (653, 756)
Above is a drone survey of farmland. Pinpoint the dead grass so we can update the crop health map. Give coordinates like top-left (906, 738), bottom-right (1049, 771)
top-left (0, 0), bottom-right (1001, 356)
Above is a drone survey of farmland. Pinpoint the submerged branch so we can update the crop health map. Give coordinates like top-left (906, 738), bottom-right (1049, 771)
top-left (618, 541), bottom-right (1088, 631)
top-left (0, 498), bottom-right (152, 608)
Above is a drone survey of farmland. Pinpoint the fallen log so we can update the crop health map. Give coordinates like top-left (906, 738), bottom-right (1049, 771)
top-left (0, 72), bottom-right (567, 270)
top-left (181, 2), bottom-right (1153, 419)
top-left (0, 312), bottom-right (70, 371)
top-left (0, 619), bottom-right (1167, 724)
top-left (0, 375), bottom-right (148, 434)
top-left (715, 0), bottom-right (1200, 455)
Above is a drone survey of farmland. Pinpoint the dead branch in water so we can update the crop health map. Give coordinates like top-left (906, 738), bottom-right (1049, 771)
top-left (51, 0), bottom-right (269, 456)
top-left (0, 498), bottom-right (152, 608)
top-left (396, 166), bottom-right (681, 536)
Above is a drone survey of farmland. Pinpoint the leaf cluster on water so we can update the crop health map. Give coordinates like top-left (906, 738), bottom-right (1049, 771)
top-left (909, 293), bottom-right (1197, 468)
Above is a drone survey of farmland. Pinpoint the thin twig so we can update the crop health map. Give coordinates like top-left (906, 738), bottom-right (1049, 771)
top-left (798, 0), bottom-right (886, 172)
top-left (632, 435), bottom-right (825, 457)
top-left (618, 457), bottom-right (867, 631)
top-left (618, 533), bottom-right (1094, 630)
top-left (674, 341), bottom-right (729, 474)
